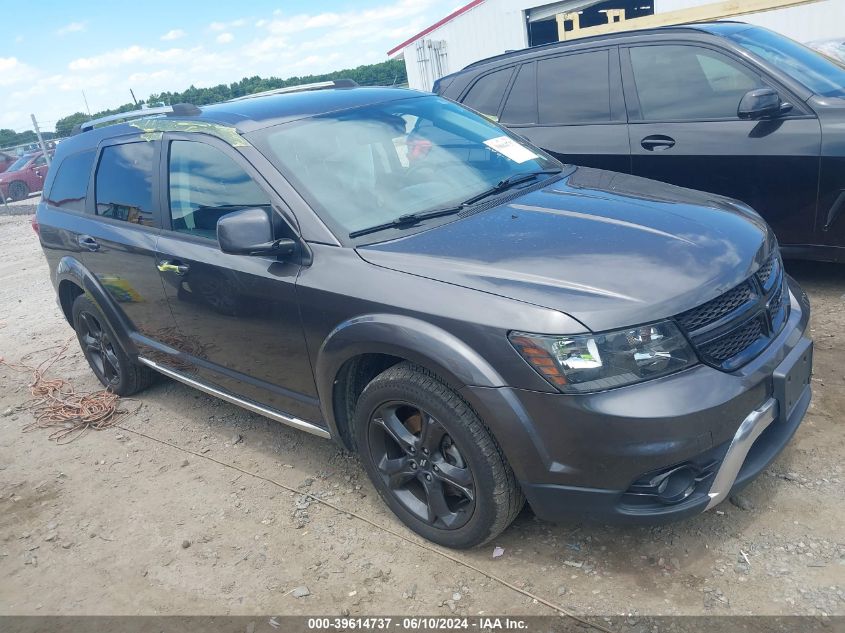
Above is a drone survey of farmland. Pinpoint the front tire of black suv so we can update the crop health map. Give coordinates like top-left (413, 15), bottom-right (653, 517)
top-left (354, 362), bottom-right (523, 549)
top-left (71, 294), bottom-right (155, 396)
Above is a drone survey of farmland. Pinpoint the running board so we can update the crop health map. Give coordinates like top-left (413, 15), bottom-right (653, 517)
top-left (137, 357), bottom-right (331, 439)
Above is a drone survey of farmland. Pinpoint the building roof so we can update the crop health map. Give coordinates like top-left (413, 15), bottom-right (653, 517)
top-left (387, 0), bottom-right (487, 56)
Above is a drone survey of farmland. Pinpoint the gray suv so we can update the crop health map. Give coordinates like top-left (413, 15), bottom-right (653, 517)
top-left (35, 84), bottom-right (812, 548)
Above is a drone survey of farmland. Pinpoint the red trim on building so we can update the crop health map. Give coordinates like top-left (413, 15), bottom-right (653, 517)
top-left (387, 0), bottom-right (487, 56)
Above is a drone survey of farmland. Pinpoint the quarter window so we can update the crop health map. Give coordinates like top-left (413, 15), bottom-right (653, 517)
top-left (95, 143), bottom-right (155, 225)
top-left (630, 45), bottom-right (765, 121)
top-left (537, 51), bottom-right (612, 124)
top-left (461, 68), bottom-right (514, 120)
top-left (168, 141), bottom-right (270, 239)
top-left (46, 149), bottom-right (96, 212)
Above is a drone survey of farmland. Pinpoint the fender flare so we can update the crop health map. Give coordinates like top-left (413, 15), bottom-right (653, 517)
top-left (56, 256), bottom-right (140, 357)
top-left (315, 313), bottom-right (506, 438)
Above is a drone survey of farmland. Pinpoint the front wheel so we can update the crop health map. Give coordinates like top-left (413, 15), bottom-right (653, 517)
top-left (355, 362), bottom-right (523, 549)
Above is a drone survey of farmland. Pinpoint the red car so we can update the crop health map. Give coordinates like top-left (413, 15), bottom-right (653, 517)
top-left (0, 152), bottom-right (16, 173)
top-left (0, 151), bottom-right (51, 201)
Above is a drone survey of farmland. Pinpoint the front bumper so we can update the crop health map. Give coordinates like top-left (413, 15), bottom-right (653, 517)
top-left (461, 276), bottom-right (812, 524)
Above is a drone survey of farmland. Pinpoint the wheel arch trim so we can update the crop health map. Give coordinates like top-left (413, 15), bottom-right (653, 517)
top-left (56, 255), bottom-right (139, 356)
top-left (315, 314), bottom-right (507, 441)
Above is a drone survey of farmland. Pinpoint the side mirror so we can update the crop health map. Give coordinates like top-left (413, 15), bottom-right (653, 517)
top-left (217, 208), bottom-right (296, 257)
top-left (738, 88), bottom-right (791, 120)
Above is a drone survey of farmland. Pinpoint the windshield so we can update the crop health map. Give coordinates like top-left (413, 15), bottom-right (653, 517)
top-left (248, 96), bottom-right (559, 238)
top-left (6, 155), bottom-right (32, 172)
top-left (726, 26), bottom-right (845, 98)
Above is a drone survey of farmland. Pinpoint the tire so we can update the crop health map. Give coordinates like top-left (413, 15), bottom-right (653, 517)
top-left (354, 362), bottom-right (524, 549)
top-left (8, 181), bottom-right (28, 201)
top-left (71, 294), bottom-right (155, 396)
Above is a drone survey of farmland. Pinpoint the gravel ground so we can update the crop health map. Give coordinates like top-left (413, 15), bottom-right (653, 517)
top-left (0, 214), bottom-right (843, 619)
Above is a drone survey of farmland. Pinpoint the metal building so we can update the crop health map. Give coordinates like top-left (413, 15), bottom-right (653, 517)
top-left (388, 0), bottom-right (845, 90)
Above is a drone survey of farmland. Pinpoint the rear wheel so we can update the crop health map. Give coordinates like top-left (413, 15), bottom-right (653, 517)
top-left (71, 295), bottom-right (155, 396)
top-left (355, 362), bottom-right (523, 549)
top-left (8, 181), bottom-right (28, 201)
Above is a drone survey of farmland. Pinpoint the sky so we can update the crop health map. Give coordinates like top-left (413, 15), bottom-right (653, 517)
top-left (0, 0), bottom-right (460, 134)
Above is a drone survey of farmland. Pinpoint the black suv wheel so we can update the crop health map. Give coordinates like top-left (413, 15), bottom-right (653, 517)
top-left (71, 294), bottom-right (155, 396)
top-left (355, 362), bottom-right (523, 549)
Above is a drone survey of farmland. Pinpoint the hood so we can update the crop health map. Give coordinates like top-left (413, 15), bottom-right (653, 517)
top-left (357, 167), bottom-right (774, 332)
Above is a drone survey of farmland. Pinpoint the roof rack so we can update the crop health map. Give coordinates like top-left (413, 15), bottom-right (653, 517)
top-left (228, 79), bottom-right (358, 102)
top-left (76, 103), bottom-right (201, 133)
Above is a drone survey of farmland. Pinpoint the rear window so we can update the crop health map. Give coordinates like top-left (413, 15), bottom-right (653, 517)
top-left (46, 149), bottom-right (96, 212)
top-left (95, 142), bottom-right (155, 226)
top-left (537, 51), bottom-right (611, 124)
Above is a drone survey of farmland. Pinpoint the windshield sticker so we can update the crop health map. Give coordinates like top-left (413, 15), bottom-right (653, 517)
top-left (484, 136), bottom-right (538, 164)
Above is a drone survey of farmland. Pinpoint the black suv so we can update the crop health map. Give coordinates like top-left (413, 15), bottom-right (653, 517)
top-left (435, 22), bottom-right (845, 263)
top-left (36, 85), bottom-right (812, 548)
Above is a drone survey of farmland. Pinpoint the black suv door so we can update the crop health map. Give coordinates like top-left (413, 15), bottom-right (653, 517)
top-left (82, 138), bottom-right (177, 343)
top-left (622, 42), bottom-right (822, 248)
top-left (154, 134), bottom-right (321, 423)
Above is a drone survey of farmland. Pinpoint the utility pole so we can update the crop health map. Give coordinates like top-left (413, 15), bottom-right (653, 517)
top-left (30, 114), bottom-right (51, 168)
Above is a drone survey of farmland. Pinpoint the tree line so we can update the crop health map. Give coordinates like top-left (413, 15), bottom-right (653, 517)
top-left (53, 58), bottom-right (407, 138)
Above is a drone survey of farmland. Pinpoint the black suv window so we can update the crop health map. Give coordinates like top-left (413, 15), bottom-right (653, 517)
top-left (500, 63), bottom-right (537, 124)
top-left (630, 45), bottom-right (765, 121)
top-left (168, 140), bottom-right (270, 239)
top-left (461, 67), bottom-right (514, 120)
top-left (46, 149), bottom-right (95, 212)
top-left (537, 50), bottom-right (611, 124)
top-left (95, 142), bottom-right (155, 225)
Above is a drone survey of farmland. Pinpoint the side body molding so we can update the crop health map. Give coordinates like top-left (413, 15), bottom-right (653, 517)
top-left (315, 313), bottom-right (507, 436)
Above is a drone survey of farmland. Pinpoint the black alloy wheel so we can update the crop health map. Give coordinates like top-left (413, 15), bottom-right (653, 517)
top-left (71, 294), bottom-right (156, 396)
top-left (355, 362), bottom-right (524, 549)
top-left (77, 309), bottom-right (121, 389)
top-left (369, 401), bottom-right (476, 529)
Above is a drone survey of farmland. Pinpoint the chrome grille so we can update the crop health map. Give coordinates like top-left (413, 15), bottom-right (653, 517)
top-left (675, 251), bottom-right (789, 371)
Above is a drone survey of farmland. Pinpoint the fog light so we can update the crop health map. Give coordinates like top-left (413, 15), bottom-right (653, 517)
top-left (656, 466), bottom-right (697, 504)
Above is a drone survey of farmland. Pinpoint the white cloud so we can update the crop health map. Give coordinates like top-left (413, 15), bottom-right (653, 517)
top-left (57, 21), bottom-right (86, 35)
top-left (161, 29), bottom-right (186, 41)
top-left (210, 18), bottom-right (247, 32)
top-left (69, 46), bottom-right (189, 71)
top-left (5, 0), bottom-right (452, 132)
top-left (0, 57), bottom-right (35, 87)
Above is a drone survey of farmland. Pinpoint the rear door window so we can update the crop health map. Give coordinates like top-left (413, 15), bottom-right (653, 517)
top-left (500, 63), bottom-right (537, 124)
top-left (537, 50), bottom-right (612, 124)
top-left (629, 45), bottom-right (765, 120)
top-left (461, 67), bottom-right (514, 120)
top-left (46, 149), bottom-right (96, 212)
top-left (168, 140), bottom-right (270, 240)
top-left (94, 142), bottom-right (155, 225)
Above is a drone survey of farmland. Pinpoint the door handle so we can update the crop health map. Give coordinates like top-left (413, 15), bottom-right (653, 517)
top-left (157, 259), bottom-right (190, 275)
top-left (77, 235), bottom-right (100, 251)
top-left (641, 135), bottom-right (676, 151)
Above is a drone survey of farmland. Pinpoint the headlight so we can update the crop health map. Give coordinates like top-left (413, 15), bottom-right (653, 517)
top-left (509, 320), bottom-right (697, 393)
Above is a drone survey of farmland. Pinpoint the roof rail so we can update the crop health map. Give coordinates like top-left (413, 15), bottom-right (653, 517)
top-left (76, 103), bottom-right (201, 133)
top-left (228, 79), bottom-right (358, 102)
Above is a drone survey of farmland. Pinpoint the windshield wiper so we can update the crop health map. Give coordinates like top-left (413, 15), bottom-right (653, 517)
top-left (348, 168), bottom-right (562, 240)
top-left (460, 169), bottom-right (562, 207)
top-left (349, 205), bottom-right (464, 239)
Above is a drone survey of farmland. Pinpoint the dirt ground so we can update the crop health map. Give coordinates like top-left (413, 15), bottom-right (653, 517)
top-left (0, 212), bottom-right (843, 618)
